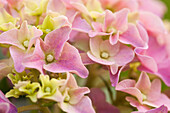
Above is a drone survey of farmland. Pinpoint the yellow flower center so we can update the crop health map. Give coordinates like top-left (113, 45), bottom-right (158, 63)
top-left (64, 95), bottom-right (70, 102)
top-left (100, 51), bottom-right (109, 59)
top-left (142, 93), bottom-right (147, 101)
top-left (23, 40), bottom-right (29, 48)
top-left (46, 54), bottom-right (54, 63)
top-left (45, 87), bottom-right (51, 93)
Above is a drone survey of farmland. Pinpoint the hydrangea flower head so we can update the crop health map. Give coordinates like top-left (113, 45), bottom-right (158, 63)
top-left (116, 72), bottom-right (170, 111)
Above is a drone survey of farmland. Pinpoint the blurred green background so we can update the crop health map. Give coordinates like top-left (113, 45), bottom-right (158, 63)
top-left (162, 0), bottom-right (170, 19)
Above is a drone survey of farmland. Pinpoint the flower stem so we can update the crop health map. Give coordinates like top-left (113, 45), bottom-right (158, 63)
top-left (17, 104), bottom-right (51, 113)
top-left (99, 75), bottom-right (115, 105)
top-left (35, 16), bottom-right (40, 26)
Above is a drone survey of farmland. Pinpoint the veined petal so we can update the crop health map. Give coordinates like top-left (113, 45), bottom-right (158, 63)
top-left (126, 97), bottom-right (150, 112)
top-left (116, 79), bottom-right (143, 103)
top-left (135, 48), bottom-right (158, 73)
top-left (0, 29), bottom-right (24, 49)
top-left (9, 46), bottom-right (26, 72)
top-left (44, 43), bottom-right (89, 78)
top-left (23, 39), bottom-right (45, 74)
top-left (135, 72), bottom-right (151, 95)
top-left (139, 11), bottom-right (166, 34)
top-left (72, 15), bottom-right (92, 33)
top-left (59, 96), bottom-right (95, 113)
top-left (113, 44), bottom-right (134, 66)
top-left (44, 26), bottom-right (71, 60)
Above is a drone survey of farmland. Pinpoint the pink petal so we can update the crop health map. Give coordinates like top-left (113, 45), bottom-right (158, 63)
top-left (70, 32), bottom-right (90, 52)
top-left (147, 78), bottom-right (161, 101)
top-left (116, 79), bottom-right (143, 103)
top-left (0, 90), bottom-right (17, 113)
top-left (43, 26), bottom-right (71, 60)
top-left (143, 94), bottom-right (170, 111)
top-left (65, 72), bottom-right (78, 88)
top-left (87, 51), bottom-right (115, 65)
top-left (145, 105), bottom-right (168, 113)
top-left (89, 30), bottom-right (109, 37)
top-left (72, 15), bottom-right (92, 33)
top-left (0, 103), bottom-right (10, 113)
top-left (145, 36), bottom-right (166, 64)
top-left (104, 10), bottom-right (116, 31)
top-left (135, 48), bottom-right (158, 73)
top-left (71, 2), bottom-right (90, 15)
top-left (126, 97), bottom-right (150, 112)
top-left (59, 96), bottom-right (95, 113)
top-left (135, 72), bottom-right (151, 95)
top-left (23, 39), bottom-right (45, 74)
top-left (110, 64), bottom-right (118, 75)
top-left (114, 0), bottom-right (138, 12)
top-left (136, 23), bottom-right (148, 45)
top-left (133, 105), bottom-right (168, 113)
top-left (138, 0), bottom-right (167, 18)
top-left (17, 21), bottom-right (29, 42)
top-left (89, 37), bottom-right (102, 58)
top-left (0, 90), bottom-right (10, 103)
top-left (47, 0), bottom-right (66, 14)
top-left (0, 29), bottom-right (24, 49)
top-left (113, 44), bottom-right (134, 66)
top-left (100, 40), bottom-right (120, 56)
top-left (109, 32), bottom-right (119, 45)
top-left (69, 87), bottom-right (90, 104)
top-left (44, 43), bottom-right (89, 78)
top-left (9, 46), bottom-right (25, 72)
top-left (113, 8), bottom-right (129, 32)
top-left (139, 11), bottom-right (166, 34)
top-left (80, 53), bottom-right (95, 65)
top-left (157, 65), bottom-right (170, 87)
top-left (119, 23), bottom-right (147, 48)
top-left (92, 22), bottom-right (104, 32)
top-left (109, 65), bottom-right (124, 86)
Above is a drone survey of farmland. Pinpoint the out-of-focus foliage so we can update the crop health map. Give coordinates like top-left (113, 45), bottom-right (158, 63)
top-left (162, 0), bottom-right (170, 19)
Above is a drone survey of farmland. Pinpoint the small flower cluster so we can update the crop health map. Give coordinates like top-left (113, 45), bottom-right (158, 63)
top-left (0, 0), bottom-right (169, 113)
top-left (6, 71), bottom-right (94, 113)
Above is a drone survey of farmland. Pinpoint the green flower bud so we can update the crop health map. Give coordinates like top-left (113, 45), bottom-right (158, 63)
top-left (19, 81), bottom-right (40, 102)
top-left (37, 74), bottom-right (65, 102)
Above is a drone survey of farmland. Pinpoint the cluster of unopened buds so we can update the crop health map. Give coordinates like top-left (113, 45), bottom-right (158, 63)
top-left (0, 0), bottom-right (170, 113)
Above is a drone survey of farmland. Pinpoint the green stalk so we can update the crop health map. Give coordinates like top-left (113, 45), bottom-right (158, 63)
top-left (17, 104), bottom-right (51, 113)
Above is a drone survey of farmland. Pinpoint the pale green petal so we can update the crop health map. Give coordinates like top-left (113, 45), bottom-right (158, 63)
top-left (5, 89), bottom-right (23, 98)
top-left (24, 0), bottom-right (49, 16)
top-left (0, 8), bottom-right (18, 31)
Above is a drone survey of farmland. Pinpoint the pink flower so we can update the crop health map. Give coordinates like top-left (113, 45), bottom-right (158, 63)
top-left (116, 72), bottom-right (170, 111)
top-left (0, 21), bottom-right (43, 72)
top-left (135, 35), bottom-right (170, 86)
top-left (23, 26), bottom-right (89, 78)
top-left (0, 90), bottom-right (17, 113)
top-left (58, 72), bottom-right (95, 113)
top-left (87, 37), bottom-right (134, 86)
top-left (89, 9), bottom-right (148, 48)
